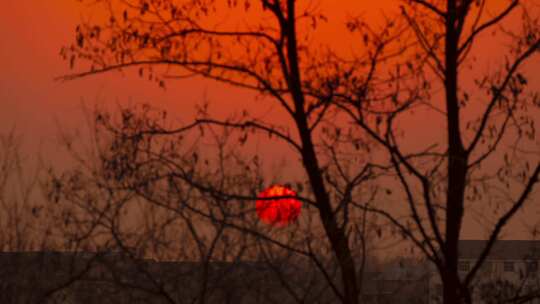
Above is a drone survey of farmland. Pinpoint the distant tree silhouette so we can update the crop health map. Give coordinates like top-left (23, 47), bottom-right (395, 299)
top-left (0, 131), bottom-right (100, 303)
top-left (46, 104), bottom-right (383, 303)
top-left (58, 1), bottom-right (540, 304)
top-left (0, 130), bottom-right (55, 251)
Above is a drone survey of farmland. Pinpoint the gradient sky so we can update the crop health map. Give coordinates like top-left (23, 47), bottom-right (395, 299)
top-left (1, 0), bottom-right (539, 241)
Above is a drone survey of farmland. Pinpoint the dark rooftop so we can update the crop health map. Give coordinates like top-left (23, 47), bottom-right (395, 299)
top-left (459, 240), bottom-right (540, 260)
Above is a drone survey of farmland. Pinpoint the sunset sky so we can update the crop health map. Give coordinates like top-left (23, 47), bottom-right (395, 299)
top-left (1, 0), bottom-right (539, 241)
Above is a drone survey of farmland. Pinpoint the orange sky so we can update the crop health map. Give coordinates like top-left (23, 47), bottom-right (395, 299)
top-left (1, 0), bottom-right (539, 240)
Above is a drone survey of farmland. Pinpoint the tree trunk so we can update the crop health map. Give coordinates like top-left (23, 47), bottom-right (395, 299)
top-left (284, 1), bottom-right (360, 302)
top-left (297, 116), bottom-right (360, 304)
top-left (444, 1), bottom-right (468, 304)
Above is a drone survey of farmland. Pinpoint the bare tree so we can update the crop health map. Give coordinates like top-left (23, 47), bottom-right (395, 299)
top-left (57, 1), bottom-right (398, 303)
top-left (0, 129), bottom-right (71, 254)
top-left (0, 130), bottom-right (44, 251)
top-left (329, 1), bottom-right (540, 303)
top-left (0, 130), bottom-right (100, 303)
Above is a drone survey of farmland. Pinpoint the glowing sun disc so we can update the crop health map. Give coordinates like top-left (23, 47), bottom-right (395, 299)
top-left (256, 185), bottom-right (301, 226)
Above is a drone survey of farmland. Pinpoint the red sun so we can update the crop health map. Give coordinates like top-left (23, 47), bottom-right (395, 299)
top-left (256, 185), bottom-right (301, 226)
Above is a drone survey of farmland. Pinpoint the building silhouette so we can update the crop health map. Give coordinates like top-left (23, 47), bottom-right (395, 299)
top-left (428, 240), bottom-right (540, 304)
top-left (13, 241), bottom-right (540, 304)
top-left (0, 249), bottom-right (435, 304)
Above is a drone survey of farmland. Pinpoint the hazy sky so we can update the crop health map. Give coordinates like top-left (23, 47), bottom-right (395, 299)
top-left (1, 0), bottom-right (539, 240)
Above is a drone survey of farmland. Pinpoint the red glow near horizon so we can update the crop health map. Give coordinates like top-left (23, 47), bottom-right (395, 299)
top-left (256, 185), bottom-right (301, 226)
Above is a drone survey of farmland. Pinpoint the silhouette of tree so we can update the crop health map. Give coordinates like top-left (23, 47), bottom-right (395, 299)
top-left (332, 1), bottom-right (540, 303)
top-left (0, 130), bottom-right (55, 251)
top-left (0, 131), bottom-right (103, 303)
top-left (58, 1), bottom-right (396, 303)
